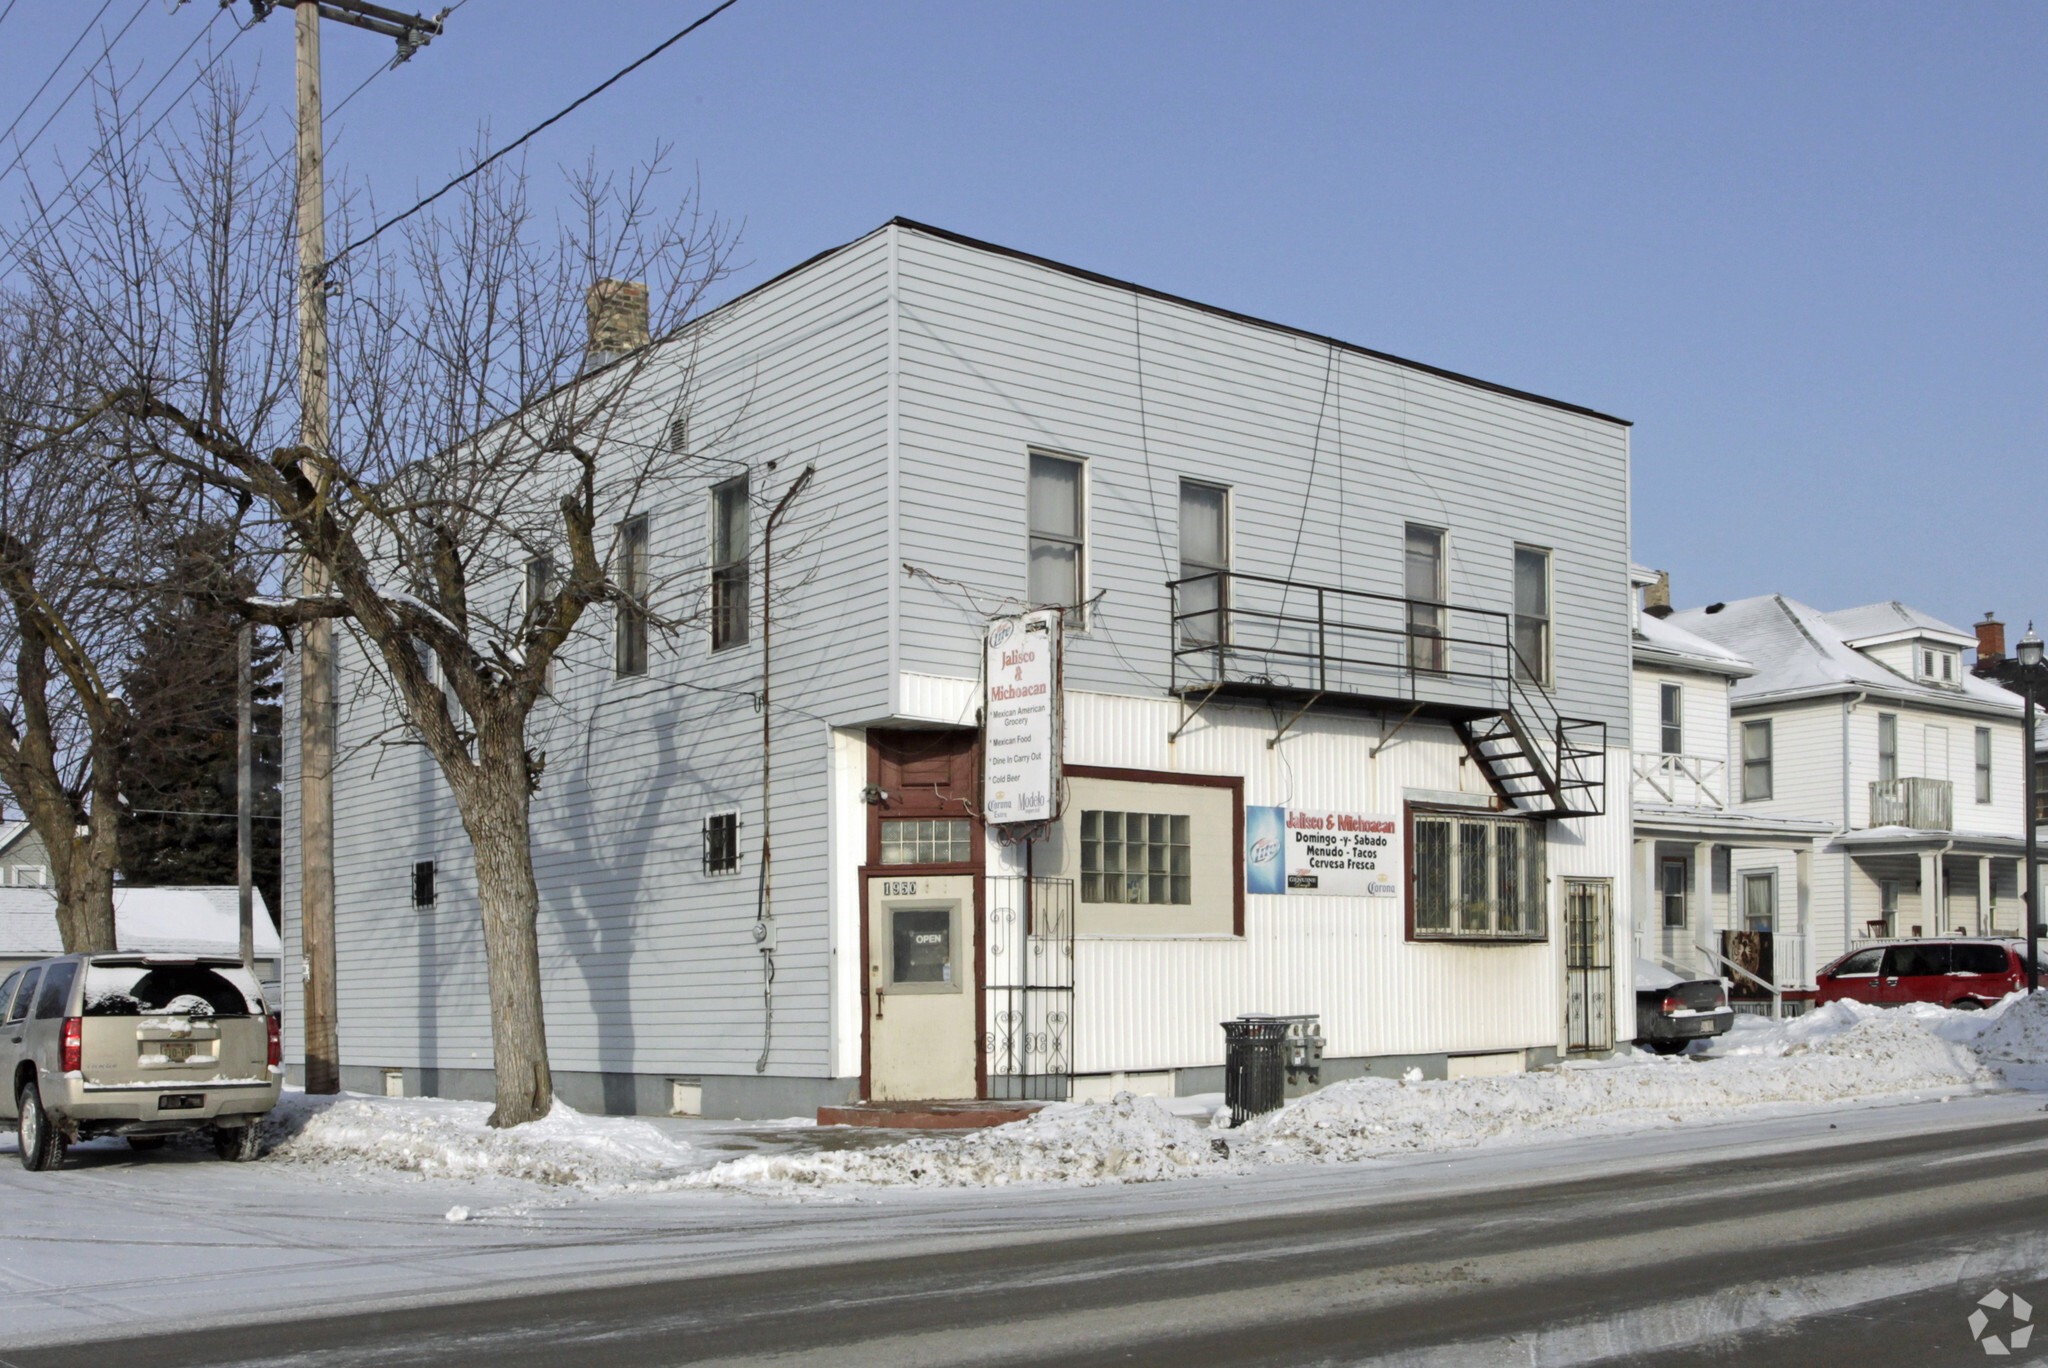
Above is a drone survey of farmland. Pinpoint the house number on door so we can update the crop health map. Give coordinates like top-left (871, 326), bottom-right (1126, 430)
top-left (882, 880), bottom-right (918, 896)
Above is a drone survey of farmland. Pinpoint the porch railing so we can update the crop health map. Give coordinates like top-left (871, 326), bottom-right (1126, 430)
top-left (1632, 753), bottom-right (1727, 809)
top-left (1869, 777), bottom-right (1952, 830)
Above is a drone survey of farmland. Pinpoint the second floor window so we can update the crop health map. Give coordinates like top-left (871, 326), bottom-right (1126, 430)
top-left (1028, 453), bottom-right (1083, 610)
top-left (614, 514), bottom-right (649, 677)
top-left (1512, 545), bottom-right (1550, 686)
top-left (1405, 523), bottom-right (1446, 673)
top-left (711, 477), bottom-right (750, 650)
top-left (704, 813), bottom-right (739, 873)
top-left (1977, 726), bottom-right (1993, 803)
top-left (1878, 712), bottom-right (1897, 782)
top-left (1177, 480), bottom-right (1228, 646)
top-left (525, 555), bottom-right (557, 690)
top-left (1660, 857), bottom-right (1687, 928)
top-left (1741, 719), bottom-right (1773, 802)
top-left (1659, 683), bottom-right (1682, 755)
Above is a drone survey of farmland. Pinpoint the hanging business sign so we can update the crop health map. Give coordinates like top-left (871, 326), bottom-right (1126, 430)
top-left (983, 609), bottom-right (1061, 825)
top-left (1245, 806), bottom-right (1400, 897)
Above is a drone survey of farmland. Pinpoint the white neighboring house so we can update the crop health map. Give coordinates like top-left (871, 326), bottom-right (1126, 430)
top-left (1628, 569), bottom-right (1831, 990)
top-left (0, 821), bottom-right (51, 888)
top-left (1669, 595), bottom-right (2031, 987)
top-left (0, 886), bottom-right (281, 985)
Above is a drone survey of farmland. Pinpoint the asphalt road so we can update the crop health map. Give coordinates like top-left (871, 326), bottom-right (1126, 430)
top-left (12, 1113), bottom-right (2048, 1368)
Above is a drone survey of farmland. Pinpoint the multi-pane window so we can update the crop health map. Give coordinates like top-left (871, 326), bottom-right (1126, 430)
top-left (1080, 810), bottom-right (1191, 905)
top-left (704, 813), bottom-right (739, 873)
top-left (1405, 523), bottom-right (1446, 673)
top-left (1976, 726), bottom-right (1993, 803)
top-left (1742, 872), bottom-right (1775, 932)
top-left (615, 514), bottom-right (649, 676)
top-left (1512, 545), bottom-right (1550, 686)
top-left (1028, 453), bottom-right (1084, 610)
top-left (1411, 811), bottom-right (1545, 940)
top-left (711, 478), bottom-right (750, 650)
top-left (1877, 712), bottom-right (1897, 783)
top-left (1177, 480), bottom-right (1229, 646)
top-left (880, 818), bottom-right (973, 866)
top-left (1660, 857), bottom-right (1688, 929)
top-left (1741, 719), bottom-right (1773, 801)
top-left (1659, 683), bottom-right (1683, 755)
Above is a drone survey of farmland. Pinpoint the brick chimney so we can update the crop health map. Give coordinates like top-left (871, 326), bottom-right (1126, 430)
top-left (585, 279), bottom-right (649, 367)
top-left (1976, 612), bottom-right (2006, 662)
top-left (1642, 569), bottom-right (1673, 619)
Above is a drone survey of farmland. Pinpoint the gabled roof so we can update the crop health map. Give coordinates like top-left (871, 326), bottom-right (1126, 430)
top-left (1669, 594), bottom-right (2020, 715)
top-left (1819, 601), bottom-right (1975, 649)
top-left (0, 821), bottom-right (33, 858)
top-left (1634, 611), bottom-right (1755, 678)
top-left (0, 886), bottom-right (281, 961)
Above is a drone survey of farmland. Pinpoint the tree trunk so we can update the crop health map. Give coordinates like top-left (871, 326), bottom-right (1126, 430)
top-left (456, 746), bottom-right (552, 1128)
top-left (50, 816), bottom-right (118, 954)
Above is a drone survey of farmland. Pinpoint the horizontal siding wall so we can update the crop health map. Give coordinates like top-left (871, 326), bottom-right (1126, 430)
top-left (889, 226), bottom-right (1634, 745)
top-left (302, 233), bottom-right (897, 1088)
top-left (1056, 689), bottom-right (1635, 1072)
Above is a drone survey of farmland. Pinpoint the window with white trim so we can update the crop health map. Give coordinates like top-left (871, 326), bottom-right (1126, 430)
top-left (1411, 809), bottom-right (1546, 941)
top-left (1660, 857), bottom-right (1687, 929)
top-left (1741, 719), bottom-right (1773, 801)
top-left (1976, 726), bottom-right (1993, 804)
top-left (1512, 545), bottom-right (1550, 687)
top-left (1028, 453), bottom-right (1084, 612)
top-left (1659, 683), bottom-right (1682, 755)
top-left (710, 479), bottom-right (749, 651)
top-left (1177, 480), bottom-right (1228, 646)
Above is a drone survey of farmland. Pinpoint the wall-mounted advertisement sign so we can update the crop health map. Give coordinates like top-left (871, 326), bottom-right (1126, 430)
top-left (983, 609), bottom-right (1061, 824)
top-left (1246, 806), bottom-right (1400, 897)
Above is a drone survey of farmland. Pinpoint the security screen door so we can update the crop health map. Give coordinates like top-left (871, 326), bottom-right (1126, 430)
top-left (1564, 879), bottom-right (1614, 1054)
top-left (866, 874), bottom-right (978, 1100)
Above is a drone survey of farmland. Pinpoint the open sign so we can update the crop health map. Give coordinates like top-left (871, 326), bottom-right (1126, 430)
top-left (914, 933), bottom-right (943, 945)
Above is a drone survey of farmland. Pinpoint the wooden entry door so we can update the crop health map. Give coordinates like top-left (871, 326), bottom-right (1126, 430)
top-left (1564, 878), bottom-right (1614, 1053)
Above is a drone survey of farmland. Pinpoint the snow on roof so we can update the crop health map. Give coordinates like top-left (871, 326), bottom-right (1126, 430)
top-left (0, 885), bottom-right (280, 960)
top-left (1669, 594), bottom-right (2020, 712)
top-left (1634, 610), bottom-right (1755, 677)
top-left (1819, 601), bottom-right (1975, 647)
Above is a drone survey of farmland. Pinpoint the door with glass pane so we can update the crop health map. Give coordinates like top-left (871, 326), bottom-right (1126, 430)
top-left (1564, 879), bottom-right (1614, 1053)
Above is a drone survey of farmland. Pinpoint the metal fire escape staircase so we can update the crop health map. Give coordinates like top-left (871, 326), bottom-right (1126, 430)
top-left (1169, 571), bottom-right (1607, 819)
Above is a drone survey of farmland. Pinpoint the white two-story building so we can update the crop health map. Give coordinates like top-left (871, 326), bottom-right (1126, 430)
top-left (284, 220), bottom-right (1639, 1118)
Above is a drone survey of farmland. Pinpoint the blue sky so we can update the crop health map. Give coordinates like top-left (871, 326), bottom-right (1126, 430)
top-left (5, 1), bottom-right (2044, 634)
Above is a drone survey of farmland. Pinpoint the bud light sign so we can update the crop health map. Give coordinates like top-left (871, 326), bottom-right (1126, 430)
top-left (1245, 805), bottom-right (1399, 898)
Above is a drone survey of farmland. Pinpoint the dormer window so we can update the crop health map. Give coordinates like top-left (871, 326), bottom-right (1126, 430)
top-left (1920, 648), bottom-right (1958, 685)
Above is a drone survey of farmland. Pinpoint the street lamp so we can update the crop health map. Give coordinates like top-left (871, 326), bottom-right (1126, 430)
top-left (1979, 623), bottom-right (2045, 994)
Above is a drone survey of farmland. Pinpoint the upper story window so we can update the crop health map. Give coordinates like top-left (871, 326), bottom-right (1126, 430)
top-left (1878, 712), bottom-right (1898, 782)
top-left (1920, 647), bottom-right (1958, 684)
top-left (524, 555), bottom-right (557, 690)
top-left (1405, 523), bottom-right (1446, 673)
top-left (1659, 683), bottom-right (1682, 755)
top-left (1741, 719), bottom-right (1773, 801)
top-left (711, 477), bottom-right (750, 651)
top-left (1976, 726), bottom-right (1993, 803)
top-left (1028, 453), bottom-right (1084, 611)
top-left (1512, 545), bottom-right (1551, 687)
top-left (614, 513), bottom-right (649, 677)
top-left (1177, 480), bottom-right (1229, 646)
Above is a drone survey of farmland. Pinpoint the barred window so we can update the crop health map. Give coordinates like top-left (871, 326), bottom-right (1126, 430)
top-left (1081, 810), bottom-right (1191, 905)
top-left (880, 818), bottom-right (973, 866)
top-left (1411, 810), bottom-right (1545, 940)
top-left (704, 813), bottom-right (739, 874)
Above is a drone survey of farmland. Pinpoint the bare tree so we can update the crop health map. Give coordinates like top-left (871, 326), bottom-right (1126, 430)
top-left (16, 74), bottom-right (741, 1125)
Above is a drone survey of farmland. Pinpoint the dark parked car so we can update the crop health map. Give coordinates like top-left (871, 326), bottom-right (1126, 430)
top-left (1635, 960), bottom-right (1733, 1054)
top-left (1813, 939), bottom-right (2026, 1011)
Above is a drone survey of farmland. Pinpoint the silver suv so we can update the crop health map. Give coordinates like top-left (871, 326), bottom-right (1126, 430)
top-left (1, 954), bottom-right (283, 1170)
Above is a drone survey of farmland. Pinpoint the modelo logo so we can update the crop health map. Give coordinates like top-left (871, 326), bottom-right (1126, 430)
top-left (1249, 836), bottom-right (1279, 866)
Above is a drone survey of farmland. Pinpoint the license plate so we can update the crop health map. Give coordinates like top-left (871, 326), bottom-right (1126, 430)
top-left (161, 1042), bottom-right (194, 1063)
top-left (157, 1094), bottom-right (203, 1111)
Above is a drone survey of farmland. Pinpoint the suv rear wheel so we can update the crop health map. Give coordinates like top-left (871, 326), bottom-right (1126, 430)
top-left (16, 1081), bottom-right (65, 1171)
top-left (211, 1122), bottom-right (262, 1162)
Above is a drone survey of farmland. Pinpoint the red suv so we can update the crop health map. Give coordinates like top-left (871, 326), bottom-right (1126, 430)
top-left (1813, 939), bottom-right (2027, 1011)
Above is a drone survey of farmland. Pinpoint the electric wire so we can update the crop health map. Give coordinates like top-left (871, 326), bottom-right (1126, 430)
top-left (0, 0), bottom-right (117, 157)
top-left (0, 0), bottom-right (155, 191)
top-left (0, 1), bottom-right (22, 37)
top-left (326, 0), bottom-right (742, 267)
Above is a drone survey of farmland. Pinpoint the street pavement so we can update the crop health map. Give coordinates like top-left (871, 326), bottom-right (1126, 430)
top-left (5, 1093), bottom-right (2048, 1366)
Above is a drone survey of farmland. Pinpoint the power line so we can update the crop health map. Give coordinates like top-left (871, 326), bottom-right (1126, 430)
top-left (0, 0), bottom-right (155, 191)
top-left (0, 1), bottom-right (23, 38)
top-left (0, 1), bottom-right (117, 155)
top-left (328, 0), bottom-right (742, 266)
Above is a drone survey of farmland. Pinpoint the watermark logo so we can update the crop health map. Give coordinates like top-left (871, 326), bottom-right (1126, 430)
top-left (1969, 1288), bottom-right (2034, 1356)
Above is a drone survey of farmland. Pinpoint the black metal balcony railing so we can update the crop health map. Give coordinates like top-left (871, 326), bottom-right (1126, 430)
top-left (1869, 777), bottom-right (1952, 831)
top-left (1168, 570), bottom-right (1606, 817)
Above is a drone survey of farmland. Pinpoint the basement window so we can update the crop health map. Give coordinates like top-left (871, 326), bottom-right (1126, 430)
top-left (1410, 809), bottom-right (1546, 941)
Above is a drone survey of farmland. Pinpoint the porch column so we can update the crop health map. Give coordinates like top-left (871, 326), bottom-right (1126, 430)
top-left (1693, 841), bottom-right (1715, 976)
top-left (1917, 849), bottom-right (1942, 937)
top-left (1978, 855), bottom-right (1993, 935)
top-left (1794, 843), bottom-right (1813, 987)
top-left (1631, 837), bottom-right (1653, 962)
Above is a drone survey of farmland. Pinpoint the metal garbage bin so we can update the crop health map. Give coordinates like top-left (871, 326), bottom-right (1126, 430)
top-left (1222, 1015), bottom-right (1289, 1125)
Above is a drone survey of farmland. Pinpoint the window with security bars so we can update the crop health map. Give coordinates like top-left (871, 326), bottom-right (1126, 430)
top-left (880, 818), bottom-right (973, 865)
top-left (1411, 811), bottom-right (1545, 940)
top-left (703, 813), bottom-right (739, 874)
top-left (1080, 811), bottom-right (1191, 905)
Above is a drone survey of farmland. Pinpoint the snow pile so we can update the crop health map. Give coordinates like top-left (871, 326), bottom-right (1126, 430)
top-left (264, 1092), bottom-right (697, 1189)
top-left (1245, 1014), bottom-right (1989, 1164)
top-left (689, 1092), bottom-right (1223, 1190)
top-left (1947, 992), bottom-right (2048, 1064)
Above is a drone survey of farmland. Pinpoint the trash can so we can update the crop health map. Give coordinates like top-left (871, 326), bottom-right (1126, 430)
top-left (1222, 1015), bottom-right (1289, 1126)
